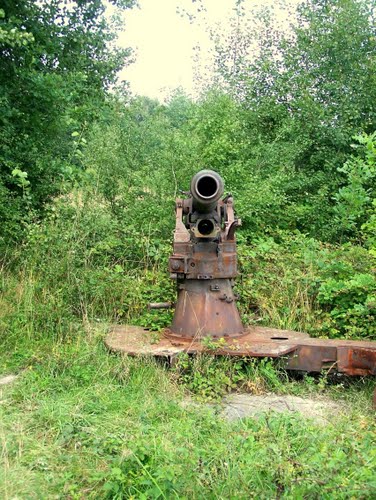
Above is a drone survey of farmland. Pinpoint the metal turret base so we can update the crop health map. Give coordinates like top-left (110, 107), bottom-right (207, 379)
top-left (170, 279), bottom-right (244, 339)
top-left (105, 324), bottom-right (376, 377)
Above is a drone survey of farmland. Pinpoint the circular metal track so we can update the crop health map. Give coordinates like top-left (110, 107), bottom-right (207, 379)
top-left (105, 324), bottom-right (309, 358)
top-left (105, 324), bottom-right (376, 380)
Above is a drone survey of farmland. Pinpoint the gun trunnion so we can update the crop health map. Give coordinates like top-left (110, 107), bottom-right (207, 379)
top-left (106, 170), bottom-right (376, 402)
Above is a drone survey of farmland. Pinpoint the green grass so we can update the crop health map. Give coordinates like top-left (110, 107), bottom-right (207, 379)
top-left (1, 332), bottom-right (375, 499)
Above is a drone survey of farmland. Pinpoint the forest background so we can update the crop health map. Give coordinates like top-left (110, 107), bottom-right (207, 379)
top-left (0, 0), bottom-right (375, 497)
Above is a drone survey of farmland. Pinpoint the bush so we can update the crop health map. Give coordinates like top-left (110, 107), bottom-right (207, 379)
top-left (238, 232), bottom-right (376, 339)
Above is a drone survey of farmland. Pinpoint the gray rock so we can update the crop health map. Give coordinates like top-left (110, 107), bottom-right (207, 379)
top-left (221, 393), bottom-right (344, 424)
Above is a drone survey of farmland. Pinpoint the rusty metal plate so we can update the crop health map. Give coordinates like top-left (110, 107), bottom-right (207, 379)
top-left (106, 325), bottom-right (186, 356)
top-left (105, 325), bottom-right (304, 357)
top-left (286, 345), bottom-right (338, 372)
top-left (337, 347), bottom-right (376, 376)
top-left (105, 325), bottom-right (376, 377)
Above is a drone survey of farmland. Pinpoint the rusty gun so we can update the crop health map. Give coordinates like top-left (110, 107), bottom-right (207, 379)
top-left (168, 169), bottom-right (243, 339)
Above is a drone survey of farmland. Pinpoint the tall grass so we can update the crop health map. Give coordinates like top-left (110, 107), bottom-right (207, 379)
top-left (1, 335), bottom-right (375, 498)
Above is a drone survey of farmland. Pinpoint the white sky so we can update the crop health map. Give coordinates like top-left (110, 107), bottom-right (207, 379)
top-left (114, 0), bottom-right (299, 101)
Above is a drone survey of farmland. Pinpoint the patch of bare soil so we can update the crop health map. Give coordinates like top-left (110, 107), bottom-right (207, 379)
top-left (221, 393), bottom-right (345, 424)
top-left (0, 374), bottom-right (19, 404)
top-left (0, 374), bottom-right (18, 386)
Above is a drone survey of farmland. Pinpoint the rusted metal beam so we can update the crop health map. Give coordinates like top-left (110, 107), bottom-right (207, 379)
top-left (148, 302), bottom-right (172, 310)
top-left (106, 325), bottom-right (376, 377)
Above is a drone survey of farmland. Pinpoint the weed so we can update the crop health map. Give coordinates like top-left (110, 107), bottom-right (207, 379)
top-left (201, 336), bottom-right (227, 350)
top-left (174, 354), bottom-right (298, 401)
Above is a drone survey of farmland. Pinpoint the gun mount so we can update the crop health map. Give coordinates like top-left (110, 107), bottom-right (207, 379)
top-left (167, 170), bottom-right (242, 339)
top-left (106, 170), bottom-right (376, 405)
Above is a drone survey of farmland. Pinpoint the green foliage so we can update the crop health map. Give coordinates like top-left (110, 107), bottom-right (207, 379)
top-left (0, 0), bottom-right (135, 246)
top-left (17, 191), bottom-right (173, 330)
top-left (238, 233), bottom-right (376, 339)
top-left (317, 272), bottom-right (376, 339)
top-left (363, 199), bottom-right (376, 255)
top-left (211, 0), bottom-right (376, 239)
top-left (2, 0), bottom-right (375, 246)
top-left (334, 132), bottom-right (376, 240)
top-left (173, 353), bottom-right (287, 400)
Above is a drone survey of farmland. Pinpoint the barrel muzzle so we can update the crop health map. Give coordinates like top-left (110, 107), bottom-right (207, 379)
top-left (190, 170), bottom-right (224, 213)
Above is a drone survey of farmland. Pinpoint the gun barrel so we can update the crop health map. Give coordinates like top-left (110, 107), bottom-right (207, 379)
top-left (190, 170), bottom-right (224, 213)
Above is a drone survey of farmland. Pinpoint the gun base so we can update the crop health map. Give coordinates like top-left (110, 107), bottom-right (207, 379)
top-left (169, 278), bottom-right (244, 339)
top-left (105, 324), bottom-right (376, 379)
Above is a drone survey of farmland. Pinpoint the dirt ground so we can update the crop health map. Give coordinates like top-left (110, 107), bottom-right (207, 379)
top-left (220, 393), bottom-right (345, 424)
top-left (0, 374), bottom-right (18, 386)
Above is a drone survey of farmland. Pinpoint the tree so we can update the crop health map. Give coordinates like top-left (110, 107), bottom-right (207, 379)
top-left (0, 0), bottom-right (134, 245)
top-left (212, 0), bottom-right (376, 239)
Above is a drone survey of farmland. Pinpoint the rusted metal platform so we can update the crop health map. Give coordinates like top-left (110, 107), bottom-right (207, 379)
top-left (106, 325), bottom-right (376, 376)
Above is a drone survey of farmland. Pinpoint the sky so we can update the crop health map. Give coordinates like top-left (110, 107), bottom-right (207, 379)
top-left (113, 0), bottom-right (299, 101)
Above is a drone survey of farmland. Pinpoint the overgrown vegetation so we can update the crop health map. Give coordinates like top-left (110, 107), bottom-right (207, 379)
top-left (1, 337), bottom-right (375, 498)
top-left (0, 0), bottom-right (375, 497)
